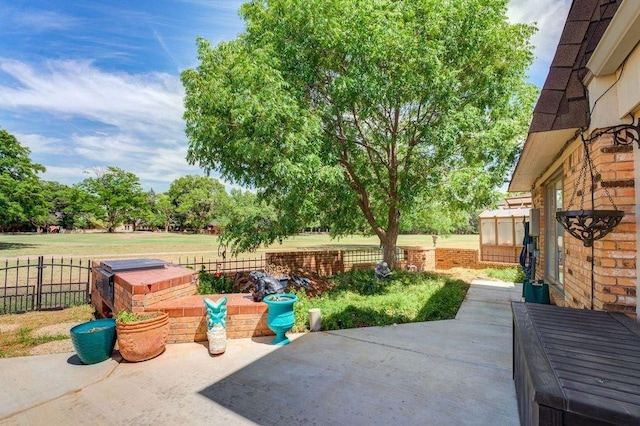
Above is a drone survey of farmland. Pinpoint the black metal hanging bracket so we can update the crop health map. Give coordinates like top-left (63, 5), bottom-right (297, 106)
top-left (582, 114), bottom-right (640, 148)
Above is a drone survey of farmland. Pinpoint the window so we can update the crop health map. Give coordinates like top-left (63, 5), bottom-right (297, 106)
top-left (497, 218), bottom-right (513, 246)
top-left (514, 219), bottom-right (525, 247)
top-left (545, 176), bottom-right (564, 285)
top-left (481, 219), bottom-right (496, 245)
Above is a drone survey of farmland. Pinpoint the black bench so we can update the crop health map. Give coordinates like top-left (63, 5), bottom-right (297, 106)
top-left (512, 302), bottom-right (640, 425)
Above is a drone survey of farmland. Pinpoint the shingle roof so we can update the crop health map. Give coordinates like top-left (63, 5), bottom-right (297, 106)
top-left (529, 0), bottom-right (621, 134)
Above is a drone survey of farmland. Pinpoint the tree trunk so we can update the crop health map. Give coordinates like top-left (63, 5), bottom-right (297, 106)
top-left (380, 226), bottom-right (399, 269)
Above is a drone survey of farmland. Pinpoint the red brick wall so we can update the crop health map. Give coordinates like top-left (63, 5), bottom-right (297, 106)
top-left (404, 247), bottom-right (436, 271)
top-left (149, 294), bottom-right (273, 343)
top-left (434, 248), bottom-right (516, 270)
top-left (265, 251), bottom-right (344, 276)
top-left (267, 248), bottom-right (437, 273)
top-left (532, 133), bottom-right (637, 315)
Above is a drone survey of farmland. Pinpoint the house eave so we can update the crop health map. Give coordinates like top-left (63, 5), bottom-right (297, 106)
top-left (587, 0), bottom-right (640, 76)
top-left (509, 128), bottom-right (580, 192)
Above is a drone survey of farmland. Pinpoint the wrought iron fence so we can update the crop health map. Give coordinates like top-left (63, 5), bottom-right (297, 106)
top-left (0, 249), bottom-right (407, 314)
top-left (343, 247), bottom-right (406, 265)
top-left (177, 248), bottom-right (405, 274)
top-left (177, 256), bottom-right (267, 274)
top-left (0, 256), bottom-right (91, 314)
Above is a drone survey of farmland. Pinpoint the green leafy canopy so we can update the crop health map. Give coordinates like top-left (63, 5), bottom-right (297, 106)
top-left (182, 0), bottom-right (538, 264)
top-left (0, 129), bottom-right (48, 230)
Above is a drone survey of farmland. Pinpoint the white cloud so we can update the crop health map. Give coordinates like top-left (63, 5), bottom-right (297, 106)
top-left (39, 165), bottom-right (89, 183)
top-left (73, 133), bottom-right (150, 163)
top-left (507, 0), bottom-right (572, 64)
top-left (5, 9), bottom-right (78, 32)
top-left (0, 59), bottom-right (200, 191)
top-left (0, 59), bottom-right (184, 135)
top-left (15, 133), bottom-right (65, 155)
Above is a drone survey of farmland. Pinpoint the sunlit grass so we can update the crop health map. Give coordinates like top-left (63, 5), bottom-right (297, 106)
top-left (483, 267), bottom-right (525, 283)
top-left (0, 232), bottom-right (479, 260)
top-left (291, 269), bottom-right (469, 332)
top-left (0, 305), bottom-right (95, 357)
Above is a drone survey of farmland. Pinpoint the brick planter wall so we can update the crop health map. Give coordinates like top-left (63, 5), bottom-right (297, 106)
top-left (149, 294), bottom-right (272, 343)
top-left (265, 251), bottom-right (345, 276)
top-left (112, 265), bottom-right (197, 314)
top-left (403, 247), bottom-right (435, 271)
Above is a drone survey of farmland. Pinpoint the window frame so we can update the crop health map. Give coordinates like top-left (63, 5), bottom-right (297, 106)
top-left (544, 174), bottom-right (564, 287)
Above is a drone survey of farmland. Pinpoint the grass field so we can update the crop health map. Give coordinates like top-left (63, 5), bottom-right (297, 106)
top-left (0, 232), bottom-right (479, 261)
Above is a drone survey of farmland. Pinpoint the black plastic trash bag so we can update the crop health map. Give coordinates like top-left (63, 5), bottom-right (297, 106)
top-left (249, 271), bottom-right (286, 302)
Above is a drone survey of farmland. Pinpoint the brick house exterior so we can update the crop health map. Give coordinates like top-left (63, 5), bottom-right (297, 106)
top-left (510, 0), bottom-right (640, 319)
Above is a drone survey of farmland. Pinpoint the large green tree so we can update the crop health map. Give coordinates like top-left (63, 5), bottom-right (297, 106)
top-left (42, 181), bottom-right (97, 230)
top-left (166, 175), bottom-right (230, 232)
top-left (218, 189), bottom-right (278, 252)
top-left (0, 129), bottom-right (49, 231)
top-left (182, 0), bottom-right (537, 265)
top-left (78, 167), bottom-right (146, 233)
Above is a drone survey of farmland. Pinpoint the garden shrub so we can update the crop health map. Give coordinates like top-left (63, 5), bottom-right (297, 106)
top-left (197, 266), bottom-right (234, 294)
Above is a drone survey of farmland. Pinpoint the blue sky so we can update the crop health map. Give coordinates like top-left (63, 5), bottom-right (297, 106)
top-left (0, 0), bottom-right (571, 193)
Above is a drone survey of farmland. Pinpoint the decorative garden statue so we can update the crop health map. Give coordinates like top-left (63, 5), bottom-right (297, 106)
top-left (374, 261), bottom-right (391, 279)
top-left (204, 297), bottom-right (227, 355)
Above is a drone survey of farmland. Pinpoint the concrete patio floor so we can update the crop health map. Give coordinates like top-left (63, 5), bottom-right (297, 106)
top-left (0, 279), bottom-right (522, 425)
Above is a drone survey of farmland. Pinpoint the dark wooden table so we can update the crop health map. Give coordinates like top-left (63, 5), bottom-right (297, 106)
top-left (512, 302), bottom-right (640, 425)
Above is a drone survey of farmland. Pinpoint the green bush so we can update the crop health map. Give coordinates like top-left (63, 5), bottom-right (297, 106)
top-left (292, 269), bottom-right (469, 332)
top-left (197, 266), bottom-right (234, 294)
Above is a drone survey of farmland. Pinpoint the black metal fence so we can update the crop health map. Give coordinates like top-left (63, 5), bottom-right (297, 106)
top-left (0, 256), bottom-right (91, 314)
top-left (177, 256), bottom-right (267, 274)
top-left (0, 249), bottom-right (405, 314)
top-left (178, 248), bottom-right (401, 274)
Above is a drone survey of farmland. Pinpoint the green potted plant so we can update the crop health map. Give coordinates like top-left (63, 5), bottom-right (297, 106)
top-left (115, 310), bottom-right (169, 362)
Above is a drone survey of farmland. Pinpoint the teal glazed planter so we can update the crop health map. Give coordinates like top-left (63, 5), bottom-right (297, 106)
top-left (263, 293), bottom-right (298, 346)
top-left (70, 318), bottom-right (116, 364)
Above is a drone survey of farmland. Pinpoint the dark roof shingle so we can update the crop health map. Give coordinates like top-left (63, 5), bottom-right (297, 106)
top-left (528, 0), bottom-right (622, 134)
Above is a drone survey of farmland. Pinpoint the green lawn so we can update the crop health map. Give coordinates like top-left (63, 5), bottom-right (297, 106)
top-left (291, 269), bottom-right (470, 332)
top-left (0, 232), bottom-right (479, 261)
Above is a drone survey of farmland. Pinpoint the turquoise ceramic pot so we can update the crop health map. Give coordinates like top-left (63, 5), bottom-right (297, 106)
top-left (70, 318), bottom-right (116, 364)
top-left (263, 293), bottom-right (298, 345)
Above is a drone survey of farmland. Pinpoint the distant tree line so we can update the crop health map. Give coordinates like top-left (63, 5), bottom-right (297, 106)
top-left (0, 128), bottom-right (480, 237)
top-left (0, 128), bottom-right (268, 234)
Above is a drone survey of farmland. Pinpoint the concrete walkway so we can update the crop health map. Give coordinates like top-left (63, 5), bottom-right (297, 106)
top-left (0, 280), bottom-right (522, 425)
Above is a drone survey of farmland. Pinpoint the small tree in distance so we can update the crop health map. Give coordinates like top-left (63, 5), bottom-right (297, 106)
top-left (79, 166), bottom-right (147, 233)
top-left (166, 175), bottom-right (230, 233)
top-left (182, 0), bottom-right (538, 266)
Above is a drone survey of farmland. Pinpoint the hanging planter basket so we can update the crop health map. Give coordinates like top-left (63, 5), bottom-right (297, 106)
top-left (555, 134), bottom-right (624, 247)
top-left (556, 210), bottom-right (624, 247)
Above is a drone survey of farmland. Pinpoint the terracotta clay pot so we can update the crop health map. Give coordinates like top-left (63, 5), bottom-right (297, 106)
top-left (116, 312), bottom-right (169, 362)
